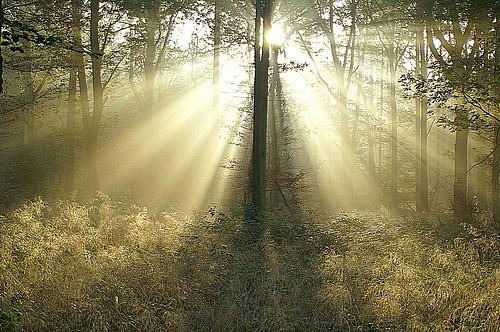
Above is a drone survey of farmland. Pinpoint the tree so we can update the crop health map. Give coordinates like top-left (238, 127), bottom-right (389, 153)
top-left (415, 1), bottom-right (428, 212)
top-left (424, 0), bottom-right (496, 218)
top-left (84, 0), bottom-right (104, 198)
top-left (251, 0), bottom-right (272, 210)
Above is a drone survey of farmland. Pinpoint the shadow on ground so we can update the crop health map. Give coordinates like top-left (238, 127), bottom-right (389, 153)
top-left (172, 207), bottom-right (374, 331)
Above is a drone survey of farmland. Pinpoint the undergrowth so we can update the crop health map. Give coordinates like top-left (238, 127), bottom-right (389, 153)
top-left (0, 194), bottom-right (498, 331)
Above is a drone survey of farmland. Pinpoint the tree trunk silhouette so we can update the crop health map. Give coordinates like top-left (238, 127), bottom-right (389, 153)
top-left (65, 69), bottom-right (77, 193)
top-left (453, 109), bottom-right (469, 218)
top-left (492, 125), bottom-right (499, 225)
top-left (84, 0), bottom-right (104, 199)
top-left (416, 23), bottom-right (428, 212)
top-left (268, 46), bottom-right (281, 209)
top-left (251, 0), bottom-right (272, 210)
top-left (388, 29), bottom-right (398, 209)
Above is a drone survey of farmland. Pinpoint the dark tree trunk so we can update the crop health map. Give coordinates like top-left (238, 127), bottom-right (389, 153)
top-left (22, 38), bottom-right (34, 181)
top-left (453, 110), bottom-right (469, 218)
top-left (251, 0), bottom-right (272, 210)
top-left (84, 0), bottom-right (104, 199)
top-left (492, 125), bottom-right (500, 225)
top-left (71, 0), bottom-right (90, 129)
top-left (416, 25), bottom-right (428, 212)
top-left (388, 33), bottom-right (398, 209)
top-left (0, 0), bottom-right (4, 94)
top-left (378, 54), bottom-right (384, 170)
top-left (269, 47), bottom-right (281, 209)
top-left (339, 87), bottom-right (353, 208)
top-left (368, 61), bottom-right (376, 182)
top-left (65, 69), bottom-right (77, 193)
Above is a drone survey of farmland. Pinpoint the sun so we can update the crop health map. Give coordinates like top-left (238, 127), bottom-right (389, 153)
top-left (268, 23), bottom-right (285, 46)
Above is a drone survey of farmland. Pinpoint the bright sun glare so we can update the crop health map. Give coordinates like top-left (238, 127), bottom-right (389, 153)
top-left (268, 23), bottom-right (285, 45)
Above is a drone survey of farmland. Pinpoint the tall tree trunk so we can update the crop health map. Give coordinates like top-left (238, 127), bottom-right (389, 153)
top-left (492, 125), bottom-right (499, 225)
top-left (268, 47), bottom-right (281, 208)
top-left (144, 4), bottom-right (157, 115)
top-left (251, 0), bottom-right (272, 210)
top-left (22, 39), bottom-right (34, 159)
top-left (85, 0), bottom-right (103, 199)
top-left (65, 69), bottom-right (77, 193)
top-left (213, 0), bottom-right (221, 112)
top-left (416, 26), bottom-right (428, 212)
top-left (453, 109), bottom-right (469, 218)
top-left (415, 33), bottom-right (421, 211)
top-left (368, 60), bottom-right (375, 181)
top-left (378, 53), bottom-right (384, 169)
top-left (71, 0), bottom-right (90, 130)
top-left (339, 78), bottom-right (353, 208)
top-left (388, 33), bottom-right (398, 209)
top-left (0, 0), bottom-right (4, 94)
top-left (143, 3), bottom-right (159, 199)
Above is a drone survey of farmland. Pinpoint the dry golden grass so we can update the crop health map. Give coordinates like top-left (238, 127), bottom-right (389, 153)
top-left (0, 195), bottom-right (499, 331)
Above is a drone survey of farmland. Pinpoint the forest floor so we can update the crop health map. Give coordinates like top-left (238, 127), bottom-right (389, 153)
top-left (0, 194), bottom-right (499, 331)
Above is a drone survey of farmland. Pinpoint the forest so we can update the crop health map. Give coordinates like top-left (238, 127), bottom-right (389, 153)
top-left (0, 0), bottom-right (499, 330)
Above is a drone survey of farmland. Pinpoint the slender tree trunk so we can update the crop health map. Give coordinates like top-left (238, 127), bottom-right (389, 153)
top-left (492, 125), bottom-right (499, 225)
top-left (144, 5), bottom-right (157, 115)
top-left (143, 3), bottom-right (159, 199)
top-left (415, 33), bottom-right (422, 211)
top-left (388, 36), bottom-right (398, 209)
top-left (0, 0), bottom-right (4, 94)
top-left (419, 81), bottom-right (428, 211)
top-left (477, 165), bottom-right (487, 210)
top-left (65, 69), bottom-right (77, 193)
top-left (213, 0), bottom-right (221, 112)
top-left (22, 39), bottom-right (34, 161)
top-left (416, 27), bottom-right (428, 212)
top-left (368, 61), bottom-right (375, 181)
top-left (351, 45), bottom-right (365, 153)
top-left (251, 0), bottom-right (272, 210)
top-left (338, 76), bottom-right (353, 208)
top-left (85, 0), bottom-right (103, 199)
top-left (269, 47), bottom-right (281, 208)
top-left (378, 54), bottom-right (384, 169)
top-left (454, 109), bottom-right (469, 218)
top-left (71, 0), bottom-right (90, 129)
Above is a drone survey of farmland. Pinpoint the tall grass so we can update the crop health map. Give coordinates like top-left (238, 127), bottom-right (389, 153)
top-left (0, 195), bottom-right (498, 331)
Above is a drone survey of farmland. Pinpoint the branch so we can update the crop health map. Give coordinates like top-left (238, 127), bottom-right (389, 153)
top-left (298, 32), bottom-right (336, 99)
top-left (103, 56), bottom-right (124, 90)
top-left (463, 91), bottom-right (500, 123)
top-left (467, 148), bottom-right (496, 174)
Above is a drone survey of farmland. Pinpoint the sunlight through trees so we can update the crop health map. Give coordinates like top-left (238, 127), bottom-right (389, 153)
top-left (0, 0), bottom-right (499, 330)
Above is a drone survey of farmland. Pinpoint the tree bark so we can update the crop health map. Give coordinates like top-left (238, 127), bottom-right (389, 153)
top-left (388, 29), bottom-right (398, 209)
top-left (268, 46), bottom-right (281, 208)
top-left (378, 54), bottom-right (384, 169)
top-left (251, 0), bottom-right (272, 210)
top-left (22, 39), bottom-right (34, 160)
top-left (71, 0), bottom-right (90, 130)
top-left (84, 0), bottom-right (104, 199)
top-left (0, 0), bottom-right (4, 94)
top-left (416, 25), bottom-right (428, 212)
top-left (65, 69), bottom-right (77, 193)
top-left (453, 109), bottom-right (469, 218)
top-left (492, 125), bottom-right (499, 225)
top-left (368, 60), bottom-right (376, 182)
top-left (339, 84), bottom-right (353, 208)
